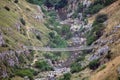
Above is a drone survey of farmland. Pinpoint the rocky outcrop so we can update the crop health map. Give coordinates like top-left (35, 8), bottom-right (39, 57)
top-left (89, 45), bottom-right (109, 61)
top-left (0, 49), bottom-right (31, 78)
top-left (0, 32), bottom-right (5, 47)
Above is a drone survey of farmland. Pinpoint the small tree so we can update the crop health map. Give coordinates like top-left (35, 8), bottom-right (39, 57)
top-left (20, 18), bottom-right (26, 25)
top-left (89, 59), bottom-right (100, 70)
top-left (14, 0), bottom-right (18, 3)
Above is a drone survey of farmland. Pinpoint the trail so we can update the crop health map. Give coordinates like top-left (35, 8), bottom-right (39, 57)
top-left (14, 3), bottom-right (39, 65)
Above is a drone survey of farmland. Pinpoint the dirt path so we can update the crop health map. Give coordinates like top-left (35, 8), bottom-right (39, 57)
top-left (14, 3), bottom-right (39, 65)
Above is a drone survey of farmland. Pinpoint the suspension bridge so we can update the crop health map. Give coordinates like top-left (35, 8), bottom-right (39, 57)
top-left (24, 46), bottom-right (94, 52)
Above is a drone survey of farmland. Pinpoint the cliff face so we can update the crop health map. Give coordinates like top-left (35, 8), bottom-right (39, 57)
top-left (0, 0), bottom-right (50, 79)
top-left (57, 0), bottom-right (92, 20)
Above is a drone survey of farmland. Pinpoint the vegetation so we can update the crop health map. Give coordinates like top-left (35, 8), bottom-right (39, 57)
top-left (59, 73), bottom-right (71, 80)
top-left (35, 60), bottom-right (53, 71)
top-left (48, 30), bottom-right (68, 48)
top-left (86, 14), bottom-right (108, 45)
top-left (27, 0), bottom-right (67, 9)
top-left (43, 52), bottom-right (60, 61)
top-left (20, 18), bottom-right (26, 25)
top-left (76, 56), bottom-right (85, 62)
top-left (89, 59), bottom-right (100, 70)
top-left (118, 76), bottom-right (120, 80)
top-left (85, 0), bottom-right (117, 14)
top-left (15, 69), bottom-right (36, 80)
top-left (14, 0), bottom-right (18, 3)
top-left (4, 6), bottom-right (10, 11)
top-left (70, 62), bottom-right (82, 73)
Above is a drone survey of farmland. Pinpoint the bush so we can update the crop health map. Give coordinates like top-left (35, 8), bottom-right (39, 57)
top-left (55, 0), bottom-right (68, 9)
top-left (103, 0), bottom-right (117, 6)
top-left (35, 61), bottom-right (53, 71)
top-left (59, 73), bottom-right (71, 80)
top-left (15, 69), bottom-right (35, 80)
top-left (86, 34), bottom-right (96, 45)
top-left (63, 73), bottom-right (71, 80)
top-left (89, 59), bottom-right (100, 70)
top-left (26, 0), bottom-right (45, 6)
top-left (76, 56), bottom-right (85, 62)
top-left (86, 14), bottom-right (107, 45)
top-left (14, 0), bottom-right (18, 3)
top-left (95, 14), bottom-right (108, 23)
top-left (70, 63), bottom-right (82, 73)
top-left (118, 76), bottom-right (120, 80)
top-left (49, 32), bottom-right (55, 38)
top-left (36, 35), bottom-right (41, 40)
top-left (85, 0), bottom-right (117, 15)
top-left (4, 6), bottom-right (10, 11)
top-left (20, 18), bottom-right (26, 25)
top-left (85, 4), bottom-right (104, 14)
top-left (49, 34), bottom-right (67, 48)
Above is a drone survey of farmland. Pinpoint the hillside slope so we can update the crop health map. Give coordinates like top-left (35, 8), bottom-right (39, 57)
top-left (0, 0), bottom-right (50, 79)
top-left (89, 0), bottom-right (120, 80)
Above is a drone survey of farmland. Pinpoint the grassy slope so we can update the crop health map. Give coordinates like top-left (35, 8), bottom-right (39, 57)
top-left (89, 1), bottom-right (120, 80)
top-left (0, 0), bottom-right (50, 51)
top-left (0, 0), bottom-right (51, 79)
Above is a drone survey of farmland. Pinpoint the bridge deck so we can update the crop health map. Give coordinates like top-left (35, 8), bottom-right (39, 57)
top-left (25, 46), bottom-right (93, 51)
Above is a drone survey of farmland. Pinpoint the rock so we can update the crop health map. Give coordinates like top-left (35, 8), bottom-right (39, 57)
top-left (97, 46), bottom-right (109, 56)
top-left (115, 24), bottom-right (120, 28)
top-left (2, 71), bottom-right (8, 78)
top-left (0, 32), bottom-right (5, 47)
top-left (15, 23), bottom-right (21, 31)
top-left (89, 46), bottom-right (109, 61)
top-left (89, 54), bottom-right (99, 61)
top-left (24, 76), bottom-right (30, 80)
top-left (117, 66), bottom-right (120, 75)
top-left (83, 0), bottom-right (91, 7)
top-left (70, 24), bottom-right (81, 32)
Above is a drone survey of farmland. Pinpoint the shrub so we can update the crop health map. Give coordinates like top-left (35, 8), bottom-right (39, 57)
top-left (61, 25), bottom-right (70, 35)
top-left (85, 4), bottom-right (104, 14)
top-left (85, 0), bottom-right (117, 15)
top-left (35, 61), bottom-right (53, 71)
top-left (20, 18), bottom-right (26, 25)
top-left (76, 56), bottom-right (85, 62)
top-left (59, 73), bottom-right (71, 80)
top-left (103, 0), bottom-right (117, 6)
top-left (26, 0), bottom-right (45, 6)
top-left (95, 14), bottom-right (108, 23)
top-left (89, 59), bottom-right (100, 70)
top-left (86, 34), bottom-right (96, 45)
top-left (14, 0), bottom-right (18, 3)
top-left (36, 35), bottom-right (41, 40)
top-left (4, 6), bottom-right (10, 11)
top-left (118, 76), bottom-right (120, 80)
top-left (70, 63), bottom-right (82, 73)
top-left (15, 69), bottom-right (35, 80)
top-left (49, 34), bottom-right (67, 48)
top-left (63, 73), bottom-right (71, 80)
top-left (86, 14), bottom-right (107, 45)
top-left (77, 3), bottom-right (84, 13)
top-left (49, 32), bottom-right (55, 38)
top-left (55, 0), bottom-right (68, 9)
top-left (65, 32), bottom-right (73, 40)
